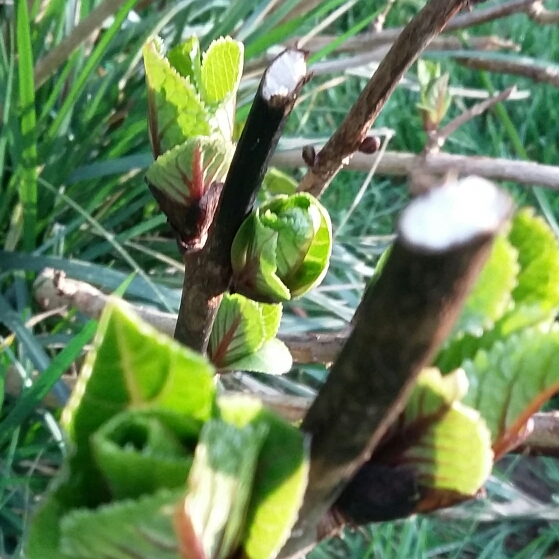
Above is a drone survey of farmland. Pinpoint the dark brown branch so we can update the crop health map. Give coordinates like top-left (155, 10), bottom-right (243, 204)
top-left (173, 50), bottom-right (309, 352)
top-left (273, 149), bottom-right (559, 192)
top-left (296, 0), bottom-right (478, 199)
top-left (280, 177), bottom-right (512, 558)
top-left (455, 55), bottom-right (559, 88)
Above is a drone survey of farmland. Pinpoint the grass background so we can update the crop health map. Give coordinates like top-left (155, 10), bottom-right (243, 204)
top-left (2, 0), bottom-right (559, 556)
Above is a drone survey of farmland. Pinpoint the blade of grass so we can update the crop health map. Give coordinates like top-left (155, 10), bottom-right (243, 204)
top-left (308, 6), bottom-right (383, 64)
top-left (0, 320), bottom-right (96, 447)
top-left (0, 293), bottom-right (71, 405)
top-left (38, 176), bottom-right (176, 312)
top-left (16, 0), bottom-right (38, 251)
top-left (46, 0), bottom-right (139, 141)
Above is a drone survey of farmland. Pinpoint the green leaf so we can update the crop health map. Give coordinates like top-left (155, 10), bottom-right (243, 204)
top-left (168, 36), bottom-right (202, 87)
top-left (437, 209), bottom-right (559, 372)
top-left (26, 492), bottom-right (69, 559)
top-left (260, 197), bottom-right (316, 279)
top-left (200, 36), bottom-right (244, 106)
top-left (209, 293), bottom-right (267, 368)
top-left (143, 37), bottom-right (210, 155)
top-left (231, 194), bottom-right (332, 303)
top-left (262, 167), bottom-right (298, 195)
top-left (508, 207), bottom-right (559, 312)
top-left (176, 419), bottom-right (267, 559)
top-left (218, 339), bottom-right (293, 375)
top-left (91, 409), bottom-right (195, 501)
top-left (60, 489), bottom-right (184, 559)
top-left (288, 194), bottom-right (332, 297)
top-left (260, 303), bottom-right (282, 341)
top-left (218, 396), bottom-right (309, 559)
top-left (462, 326), bottom-right (559, 458)
top-left (417, 72), bottom-right (451, 127)
top-left (453, 234), bottom-right (518, 336)
top-left (146, 136), bottom-right (233, 204)
top-left (16, 0), bottom-right (37, 250)
top-left (200, 37), bottom-right (243, 140)
top-left (390, 369), bottom-right (492, 499)
top-left (232, 213), bottom-right (292, 303)
top-left (62, 301), bottom-right (215, 504)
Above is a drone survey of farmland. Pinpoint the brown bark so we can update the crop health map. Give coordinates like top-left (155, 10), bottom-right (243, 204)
top-left (173, 50), bottom-right (309, 352)
top-left (280, 179), bottom-right (513, 558)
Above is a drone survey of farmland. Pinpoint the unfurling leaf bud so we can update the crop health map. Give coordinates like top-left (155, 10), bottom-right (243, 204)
top-left (231, 193), bottom-right (332, 303)
top-left (146, 136), bottom-right (233, 251)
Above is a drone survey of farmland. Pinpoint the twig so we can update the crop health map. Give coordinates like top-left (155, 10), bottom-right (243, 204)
top-left (526, 1), bottom-right (559, 24)
top-left (173, 50), bottom-right (309, 352)
top-left (273, 148), bottom-right (559, 192)
top-left (33, 0), bottom-right (132, 90)
top-left (455, 55), bottom-right (559, 88)
top-left (290, 0), bottom-right (537, 55)
top-left (242, 36), bottom-right (518, 82)
top-left (280, 177), bottom-right (513, 559)
top-left (33, 268), bottom-right (347, 365)
top-left (511, 411), bottom-right (559, 457)
top-left (296, 0), bottom-right (479, 199)
top-left (425, 86), bottom-right (517, 153)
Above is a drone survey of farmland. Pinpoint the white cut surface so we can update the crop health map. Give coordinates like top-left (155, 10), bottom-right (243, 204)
top-left (262, 50), bottom-right (307, 100)
top-left (399, 176), bottom-right (512, 251)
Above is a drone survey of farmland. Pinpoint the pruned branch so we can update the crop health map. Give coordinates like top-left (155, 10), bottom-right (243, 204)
top-left (273, 148), bottom-right (559, 192)
top-left (173, 50), bottom-right (309, 352)
top-left (279, 177), bottom-right (513, 558)
top-left (296, 0), bottom-right (481, 199)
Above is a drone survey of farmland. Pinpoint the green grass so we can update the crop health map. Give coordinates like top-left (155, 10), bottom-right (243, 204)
top-left (2, 0), bottom-right (559, 556)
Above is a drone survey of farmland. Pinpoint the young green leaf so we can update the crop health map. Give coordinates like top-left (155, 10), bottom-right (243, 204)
top-left (176, 419), bottom-right (268, 559)
top-left (146, 136), bottom-right (233, 205)
top-left (232, 213), bottom-right (292, 303)
top-left (143, 37), bottom-right (210, 156)
top-left (453, 234), bottom-right (518, 336)
top-left (168, 36), bottom-right (202, 87)
top-left (218, 395), bottom-right (309, 559)
top-left (209, 293), bottom-right (266, 368)
top-left (232, 193), bottom-right (332, 303)
top-left (377, 369), bottom-right (492, 508)
top-left (437, 208), bottom-right (559, 372)
top-left (199, 36), bottom-right (243, 139)
top-left (61, 301), bottom-right (215, 504)
top-left (26, 492), bottom-right (70, 559)
top-left (209, 294), bottom-right (289, 374)
top-left (60, 489), bottom-right (184, 559)
top-left (200, 36), bottom-right (244, 106)
top-left (91, 409), bottom-right (195, 501)
top-left (508, 207), bottom-right (559, 312)
top-left (217, 338), bottom-right (292, 375)
top-left (262, 167), bottom-right (298, 196)
top-left (462, 326), bottom-right (559, 458)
